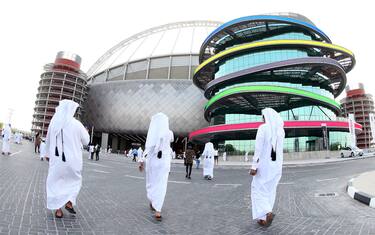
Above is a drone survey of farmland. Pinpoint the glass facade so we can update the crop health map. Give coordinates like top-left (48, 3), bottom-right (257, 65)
top-left (216, 82), bottom-right (333, 99)
top-left (224, 131), bottom-right (350, 155)
top-left (216, 25), bottom-right (314, 47)
top-left (92, 55), bottom-right (199, 82)
top-left (222, 105), bottom-right (335, 124)
top-left (219, 105), bottom-right (350, 153)
top-left (215, 32), bottom-right (314, 78)
top-left (216, 49), bottom-right (308, 78)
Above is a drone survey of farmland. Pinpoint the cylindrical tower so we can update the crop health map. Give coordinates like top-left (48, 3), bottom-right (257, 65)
top-left (190, 13), bottom-right (360, 153)
top-left (32, 52), bottom-right (88, 136)
top-left (341, 85), bottom-right (375, 148)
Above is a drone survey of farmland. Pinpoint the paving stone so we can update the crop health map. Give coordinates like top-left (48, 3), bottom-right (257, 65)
top-left (1, 141), bottom-right (375, 234)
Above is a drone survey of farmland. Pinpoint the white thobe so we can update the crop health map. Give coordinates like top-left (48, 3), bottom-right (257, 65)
top-left (203, 154), bottom-right (214, 177)
top-left (40, 142), bottom-right (46, 159)
top-left (143, 131), bottom-right (173, 212)
top-left (137, 149), bottom-right (143, 162)
top-left (45, 119), bottom-right (90, 210)
top-left (15, 133), bottom-right (21, 144)
top-left (251, 124), bottom-right (283, 220)
top-left (2, 129), bottom-right (11, 153)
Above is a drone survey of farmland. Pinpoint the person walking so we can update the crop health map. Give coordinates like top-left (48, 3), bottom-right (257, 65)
top-left (89, 143), bottom-right (94, 160)
top-left (132, 148), bottom-right (138, 162)
top-left (35, 132), bottom-right (41, 153)
top-left (250, 108), bottom-right (284, 227)
top-left (137, 147), bottom-right (143, 162)
top-left (195, 150), bottom-right (201, 169)
top-left (202, 142), bottom-right (215, 180)
top-left (214, 148), bottom-right (219, 165)
top-left (40, 138), bottom-right (46, 161)
top-left (184, 143), bottom-right (195, 179)
top-left (45, 100), bottom-right (90, 218)
top-left (1, 124), bottom-right (12, 155)
top-left (95, 144), bottom-right (101, 161)
top-left (138, 112), bottom-right (174, 221)
top-left (245, 151), bottom-right (249, 162)
top-left (127, 148), bottom-right (133, 158)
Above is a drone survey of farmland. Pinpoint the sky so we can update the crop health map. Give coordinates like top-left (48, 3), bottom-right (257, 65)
top-left (0, 0), bottom-right (373, 131)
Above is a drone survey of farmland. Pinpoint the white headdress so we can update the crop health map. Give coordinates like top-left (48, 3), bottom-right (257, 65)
top-left (261, 108), bottom-right (284, 151)
top-left (3, 123), bottom-right (11, 133)
top-left (145, 113), bottom-right (170, 152)
top-left (202, 142), bottom-right (215, 157)
top-left (49, 100), bottom-right (79, 137)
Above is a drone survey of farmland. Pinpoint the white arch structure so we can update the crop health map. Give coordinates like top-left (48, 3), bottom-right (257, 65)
top-left (87, 20), bottom-right (222, 77)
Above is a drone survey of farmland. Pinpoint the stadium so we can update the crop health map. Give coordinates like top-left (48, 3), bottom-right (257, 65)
top-left (84, 21), bottom-right (221, 152)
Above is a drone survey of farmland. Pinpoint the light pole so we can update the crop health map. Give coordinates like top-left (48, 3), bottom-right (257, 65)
top-left (321, 123), bottom-right (329, 158)
top-left (90, 126), bottom-right (94, 143)
top-left (8, 108), bottom-right (14, 124)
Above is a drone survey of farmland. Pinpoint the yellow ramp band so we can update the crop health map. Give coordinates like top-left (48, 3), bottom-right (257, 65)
top-left (195, 39), bottom-right (354, 75)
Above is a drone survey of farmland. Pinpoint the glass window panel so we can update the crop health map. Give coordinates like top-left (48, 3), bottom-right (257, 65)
top-left (172, 56), bottom-right (190, 67)
top-left (93, 72), bottom-right (106, 83)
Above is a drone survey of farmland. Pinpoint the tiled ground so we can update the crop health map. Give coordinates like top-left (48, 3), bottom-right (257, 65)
top-left (1, 141), bottom-right (375, 234)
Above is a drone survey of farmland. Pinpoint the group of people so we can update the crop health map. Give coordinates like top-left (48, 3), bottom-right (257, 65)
top-left (88, 143), bottom-right (101, 161)
top-left (1, 125), bottom-right (25, 155)
top-left (14, 132), bottom-right (23, 144)
top-left (36, 99), bottom-right (284, 227)
top-left (125, 147), bottom-right (143, 162)
top-left (182, 142), bottom-right (216, 180)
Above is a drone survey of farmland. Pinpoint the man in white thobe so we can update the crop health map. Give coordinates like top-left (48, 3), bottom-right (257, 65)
top-left (15, 132), bottom-right (22, 144)
top-left (245, 151), bottom-right (249, 162)
top-left (250, 108), bottom-right (284, 226)
top-left (139, 112), bottom-right (173, 221)
top-left (202, 142), bottom-right (215, 180)
top-left (88, 144), bottom-right (94, 160)
top-left (2, 124), bottom-right (12, 155)
top-left (127, 148), bottom-right (133, 158)
top-left (45, 100), bottom-right (90, 218)
top-left (137, 147), bottom-right (143, 161)
top-left (40, 138), bottom-right (46, 161)
top-left (14, 133), bottom-right (19, 144)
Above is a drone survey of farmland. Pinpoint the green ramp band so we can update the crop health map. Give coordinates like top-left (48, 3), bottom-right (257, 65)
top-left (205, 85), bottom-right (341, 111)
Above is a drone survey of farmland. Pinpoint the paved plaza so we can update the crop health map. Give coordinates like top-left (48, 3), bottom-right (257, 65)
top-left (1, 141), bottom-right (375, 235)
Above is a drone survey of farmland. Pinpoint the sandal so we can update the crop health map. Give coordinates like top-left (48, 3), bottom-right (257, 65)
top-left (257, 219), bottom-right (267, 226)
top-left (266, 213), bottom-right (275, 225)
top-left (155, 212), bottom-right (162, 221)
top-left (55, 209), bottom-right (63, 218)
top-left (65, 202), bottom-right (76, 214)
